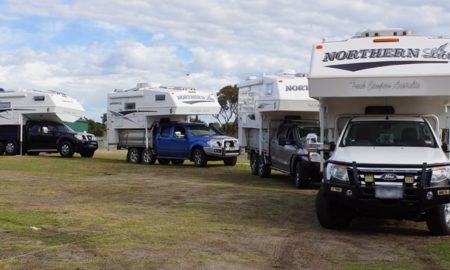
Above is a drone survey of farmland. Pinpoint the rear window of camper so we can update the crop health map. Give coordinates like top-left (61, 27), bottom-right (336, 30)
top-left (0, 102), bottom-right (10, 109)
top-left (33, 96), bottom-right (45, 101)
top-left (155, 94), bottom-right (166, 101)
top-left (124, 103), bottom-right (136, 110)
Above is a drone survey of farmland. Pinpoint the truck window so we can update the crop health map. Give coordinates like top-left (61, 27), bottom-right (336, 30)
top-left (189, 125), bottom-right (220, 136)
top-left (160, 126), bottom-right (171, 137)
top-left (286, 128), bottom-right (295, 144)
top-left (29, 125), bottom-right (40, 135)
top-left (341, 121), bottom-right (437, 147)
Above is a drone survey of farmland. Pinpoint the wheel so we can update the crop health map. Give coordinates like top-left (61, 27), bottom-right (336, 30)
top-left (59, 141), bottom-right (74, 158)
top-left (426, 203), bottom-right (450, 236)
top-left (0, 141), bottom-right (5, 155)
top-left (158, 158), bottom-right (170, 165)
top-left (171, 159), bottom-right (185, 165)
top-left (258, 154), bottom-right (271, 178)
top-left (223, 157), bottom-right (237, 166)
top-left (27, 152), bottom-right (40, 156)
top-left (4, 140), bottom-right (18, 155)
top-left (141, 149), bottom-right (156, 164)
top-left (80, 150), bottom-right (95, 158)
top-left (250, 152), bottom-right (259, 175)
top-left (192, 148), bottom-right (207, 167)
top-left (127, 148), bottom-right (141, 163)
top-left (293, 160), bottom-right (309, 188)
top-left (315, 187), bottom-right (353, 230)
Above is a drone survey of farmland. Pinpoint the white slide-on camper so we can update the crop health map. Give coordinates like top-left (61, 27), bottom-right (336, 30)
top-left (107, 83), bottom-right (240, 166)
top-left (238, 71), bottom-right (322, 187)
top-left (309, 29), bottom-right (450, 235)
top-left (0, 88), bottom-right (98, 157)
top-left (107, 83), bottom-right (220, 146)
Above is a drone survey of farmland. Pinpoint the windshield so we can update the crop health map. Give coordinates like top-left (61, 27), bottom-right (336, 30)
top-left (55, 123), bottom-right (75, 132)
top-left (341, 121), bottom-right (437, 147)
top-left (189, 125), bottom-right (221, 136)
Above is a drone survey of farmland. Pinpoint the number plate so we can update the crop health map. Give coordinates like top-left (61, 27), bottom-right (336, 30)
top-left (375, 185), bottom-right (403, 199)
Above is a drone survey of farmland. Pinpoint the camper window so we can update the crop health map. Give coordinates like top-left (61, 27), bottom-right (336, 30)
top-left (33, 96), bottom-right (45, 101)
top-left (124, 103), bottom-right (136, 110)
top-left (0, 102), bottom-right (10, 109)
top-left (155, 94), bottom-right (166, 101)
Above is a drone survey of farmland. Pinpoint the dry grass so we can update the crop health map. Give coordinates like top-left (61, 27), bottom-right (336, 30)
top-left (0, 150), bottom-right (448, 269)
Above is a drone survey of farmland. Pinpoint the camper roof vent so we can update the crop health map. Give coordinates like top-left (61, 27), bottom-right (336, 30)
top-left (365, 106), bottom-right (395, 115)
top-left (247, 75), bottom-right (257, 80)
top-left (354, 29), bottom-right (413, 38)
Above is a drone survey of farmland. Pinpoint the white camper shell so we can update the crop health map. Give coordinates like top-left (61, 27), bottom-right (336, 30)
top-left (0, 88), bottom-right (84, 125)
top-left (310, 29), bottom-right (450, 235)
top-left (238, 72), bottom-right (322, 186)
top-left (107, 83), bottom-right (221, 148)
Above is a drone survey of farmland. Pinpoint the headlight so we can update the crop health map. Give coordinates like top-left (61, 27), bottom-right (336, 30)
top-left (208, 139), bottom-right (221, 147)
top-left (74, 134), bottom-right (85, 141)
top-left (326, 163), bottom-right (349, 182)
top-left (431, 166), bottom-right (450, 183)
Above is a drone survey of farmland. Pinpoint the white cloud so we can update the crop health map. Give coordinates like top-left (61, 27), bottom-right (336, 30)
top-left (2, 0), bottom-right (450, 120)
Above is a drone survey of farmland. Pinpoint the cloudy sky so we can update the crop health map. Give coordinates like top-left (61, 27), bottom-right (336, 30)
top-left (1, 0), bottom-right (449, 120)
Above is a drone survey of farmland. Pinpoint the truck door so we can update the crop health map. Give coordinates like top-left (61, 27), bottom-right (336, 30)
top-left (40, 123), bottom-right (59, 150)
top-left (26, 123), bottom-right (43, 150)
top-left (272, 126), bottom-right (297, 172)
top-left (155, 125), bottom-right (172, 156)
top-left (171, 125), bottom-right (189, 158)
top-left (271, 125), bottom-right (288, 169)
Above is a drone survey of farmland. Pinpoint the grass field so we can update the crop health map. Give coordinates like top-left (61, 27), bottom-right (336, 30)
top-left (0, 150), bottom-right (449, 270)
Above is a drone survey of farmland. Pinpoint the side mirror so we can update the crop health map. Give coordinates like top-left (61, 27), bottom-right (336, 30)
top-left (442, 143), bottom-right (450, 153)
top-left (42, 126), bottom-right (49, 134)
top-left (174, 131), bottom-right (185, 139)
top-left (306, 133), bottom-right (319, 144)
top-left (278, 136), bottom-right (286, 146)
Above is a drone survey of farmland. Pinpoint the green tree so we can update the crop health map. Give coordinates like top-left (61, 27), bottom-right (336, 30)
top-left (87, 118), bottom-right (106, 137)
top-left (213, 85), bottom-right (238, 136)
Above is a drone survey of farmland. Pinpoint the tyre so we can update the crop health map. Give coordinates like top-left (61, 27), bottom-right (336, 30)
top-left (0, 141), bottom-right (5, 156)
top-left (315, 187), bottom-right (353, 230)
top-left (171, 159), bottom-right (185, 165)
top-left (223, 157), bottom-right (237, 166)
top-left (127, 148), bottom-right (141, 163)
top-left (293, 160), bottom-right (309, 188)
top-left (80, 150), bottom-right (95, 158)
top-left (192, 148), bottom-right (207, 167)
top-left (258, 154), bottom-right (271, 178)
top-left (425, 203), bottom-right (450, 236)
top-left (59, 141), bottom-right (75, 158)
top-left (141, 149), bottom-right (156, 165)
top-left (158, 158), bottom-right (170, 165)
top-left (4, 140), bottom-right (18, 155)
top-left (250, 152), bottom-right (259, 175)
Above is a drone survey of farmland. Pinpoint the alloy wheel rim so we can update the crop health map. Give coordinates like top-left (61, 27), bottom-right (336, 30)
top-left (143, 151), bottom-right (149, 162)
top-left (61, 144), bottom-right (69, 154)
top-left (194, 151), bottom-right (201, 164)
top-left (130, 150), bottom-right (138, 162)
top-left (6, 143), bottom-right (14, 153)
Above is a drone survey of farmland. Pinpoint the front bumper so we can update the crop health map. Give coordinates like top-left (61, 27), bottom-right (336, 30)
top-left (204, 146), bottom-right (240, 158)
top-left (76, 140), bottom-right (98, 152)
top-left (323, 181), bottom-right (450, 219)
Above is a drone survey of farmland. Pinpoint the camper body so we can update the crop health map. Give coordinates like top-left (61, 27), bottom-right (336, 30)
top-left (237, 72), bottom-right (322, 187)
top-left (107, 83), bottom-right (240, 166)
top-left (0, 89), bottom-right (98, 157)
top-left (309, 29), bottom-right (450, 235)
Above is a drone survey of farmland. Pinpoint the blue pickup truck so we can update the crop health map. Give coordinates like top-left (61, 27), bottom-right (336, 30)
top-left (118, 121), bottom-right (240, 166)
